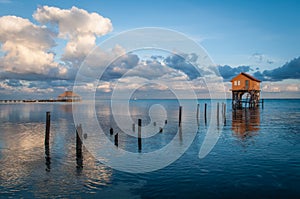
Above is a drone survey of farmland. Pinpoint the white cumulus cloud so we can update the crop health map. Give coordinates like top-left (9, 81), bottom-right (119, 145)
top-left (33, 6), bottom-right (113, 62)
top-left (0, 15), bottom-right (57, 74)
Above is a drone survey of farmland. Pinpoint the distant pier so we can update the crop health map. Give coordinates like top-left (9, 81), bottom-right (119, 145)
top-left (0, 99), bottom-right (81, 103)
top-left (0, 91), bottom-right (81, 103)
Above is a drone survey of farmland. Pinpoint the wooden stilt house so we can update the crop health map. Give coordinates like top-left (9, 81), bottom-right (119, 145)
top-left (231, 73), bottom-right (261, 109)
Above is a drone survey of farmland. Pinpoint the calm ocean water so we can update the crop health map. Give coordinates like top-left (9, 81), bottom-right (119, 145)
top-left (0, 99), bottom-right (299, 198)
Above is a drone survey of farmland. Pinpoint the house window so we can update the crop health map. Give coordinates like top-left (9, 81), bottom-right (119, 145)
top-left (234, 81), bottom-right (237, 86)
top-left (237, 80), bottom-right (240, 85)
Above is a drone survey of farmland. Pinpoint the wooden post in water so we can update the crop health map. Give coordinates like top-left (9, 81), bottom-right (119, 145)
top-left (76, 124), bottom-right (83, 168)
top-left (179, 106), bottom-right (182, 126)
top-left (45, 112), bottom-right (51, 172)
top-left (132, 123), bottom-right (135, 132)
top-left (114, 133), bottom-right (118, 147)
top-left (165, 120), bottom-right (167, 124)
top-left (45, 112), bottom-right (51, 147)
top-left (138, 119), bottom-right (142, 151)
top-left (217, 102), bottom-right (219, 125)
top-left (204, 103), bottom-right (207, 125)
top-left (196, 104), bottom-right (199, 119)
top-left (159, 127), bottom-right (163, 133)
top-left (110, 127), bottom-right (114, 135)
top-left (262, 99), bottom-right (264, 109)
top-left (223, 103), bottom-right (226, 125)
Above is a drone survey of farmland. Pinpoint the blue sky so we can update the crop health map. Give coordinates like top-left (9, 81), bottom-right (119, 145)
top-left (0, 0), bottom-right (299, 99)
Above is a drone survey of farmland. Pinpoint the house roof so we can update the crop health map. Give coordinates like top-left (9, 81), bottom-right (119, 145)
top-left (230, 72), bottom-right (261, 82)
top-left (58, 91), bottom-right (80, 98)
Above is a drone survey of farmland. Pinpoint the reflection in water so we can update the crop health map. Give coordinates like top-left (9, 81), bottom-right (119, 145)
top-left (76, 124), bottom-right (83, 169)
top-left (0, 103), bottom-right (113, 197)
top-left (45, 143), bottom-right (51, 172)
top-left (1, 100), bottom-right (298, 198)
top-left (232, 108), bottom-right (260, 139)
top-left (60, 104), bottom-right (73, 113)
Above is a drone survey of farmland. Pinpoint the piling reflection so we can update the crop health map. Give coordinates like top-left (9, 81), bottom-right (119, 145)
top-left (60, 104), bottom-right (73, 113)
top-left (232, 108), bottom-right (260, 139)
top-left (45, 144), bottom-right (51, 172)
top-left (0, 103), bottom-right (113, 196)
top-left (76, 124), bottom-right (83, 169)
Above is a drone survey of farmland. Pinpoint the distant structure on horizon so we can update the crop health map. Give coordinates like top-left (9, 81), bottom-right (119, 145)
top-left (230, 72), bottom-right (261, 109)
top-left (57, 91), bottom-right (81, 102)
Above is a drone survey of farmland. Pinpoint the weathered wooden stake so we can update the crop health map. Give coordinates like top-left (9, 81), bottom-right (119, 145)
top-left (262, 99), bottom-right (264, 109)
top-left (223, 103), bottom-right (226, 125)
top-left (76, 124), bottom-right (83, 168)
top-left (110, 127), bottom-right (114, 135)
top-left (45, 111), bottom-right (50, 147)
top-left (165, 120), bottom-right (167, 124)
top-left (204, 103), bottom-right (207, 125)
top-left (138, 119), bottom-right (142, 151)
top-left (196, 104), bottom-right (200, 118)
top-left (179, 106), bottom-right (182, 126)
top-left (114, 133), bottom-right (118, 147)
top-left (45, 111), bottom-right (51, 171)
top-left (217, 102), bottom-right (219, 125)
top-left (132, 123), bottom-right (135, 132)
top-left (159, 127), bottom-right (163, 133)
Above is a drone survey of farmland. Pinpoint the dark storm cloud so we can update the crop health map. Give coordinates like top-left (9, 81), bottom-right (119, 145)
top-left (217, 65), bottom-right (253, 81)
top-left (164, 53), bottom-right (201, 80)
top-left (27, 80), bottom-right (73, 89)
top-left (0, 72), bottom-right (44, 81)
top-left (254, 57), bottom-right (300, 81)
top-left (100, 53), bottom-right (139, 81)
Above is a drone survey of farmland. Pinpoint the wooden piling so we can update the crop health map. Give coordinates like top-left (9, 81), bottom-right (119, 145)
top-left (262, 99), bottom-right (264, 109)
top-left (159, 127), bottom-right (163, 133)
top-left (196, 104), bottom-right (199, 118)
top-left (114, 133), bottom-right (118, 147)
top-left (165, 120), bottom-right (167, 124)
top-left (132, 123), bottom-right (135, 132)
top-left (45, 111), bottom-right (51, 171)
top-left (45, 112), bottom-right (51, 147)
top-left (204, 103), bottom-right (207, 125)
top-left (179, 106), bottom-right (182, 126)
top-left (138, 119), bottom-right (142, 151)
top-left (110, 127), bottom-right (114, 135)
top-left (223, 103), bottom-right (226, 125)
top-left (217, 103), bottom-right (219, 125)
top-left (76, 124), bottom-right (83, 168)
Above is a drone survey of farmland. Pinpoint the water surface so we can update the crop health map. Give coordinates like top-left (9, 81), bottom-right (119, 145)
top-left (0, 99), bottom-right (299, 198)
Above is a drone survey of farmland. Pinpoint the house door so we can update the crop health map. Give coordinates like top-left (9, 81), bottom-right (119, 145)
top-left (245, 80), bottom-right (249, 90)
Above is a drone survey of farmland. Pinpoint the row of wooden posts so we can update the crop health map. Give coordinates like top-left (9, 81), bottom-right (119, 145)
top-left (110, 102), bottom-right (227, 150)
top-left (44, 111), bottom-right (84, 170)
top-left (44, 103), bottom-right (227, 169)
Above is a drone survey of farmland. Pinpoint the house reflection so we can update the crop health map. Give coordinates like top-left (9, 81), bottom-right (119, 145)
top-left (232, 108), bottom-right (260, 139)
top-left (60, 104), bottom-right (73, 113)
